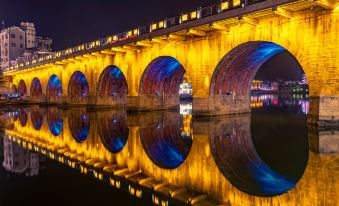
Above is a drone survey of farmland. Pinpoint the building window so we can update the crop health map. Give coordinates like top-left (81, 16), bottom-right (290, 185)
top-left (10, 34), bottom-right (16, 38)
top-left (11, 42), bottom-right (16, 47)
top-left (20, 44), bottom-right (23, 48)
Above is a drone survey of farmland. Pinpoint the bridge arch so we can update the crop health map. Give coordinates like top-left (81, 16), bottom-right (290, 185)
top-left (47, 74), bottom-right (62, 98)
top-left (139, 56), bottom-right (188, 109)
top-left (140, 114), bottom-right (193, 169)
top-left (31, 109), bottom-right (44, 131)
top-left (68, 111), bottom-right (90, 143)
top-left (30, 77), bottom-right (43, 97)
top-left (209, 41), bottom-right (306, 114)
top-left (98, 112), bottom-right (129, 154)
top-left (68, 71), bottom-right (89, 104)
top-left (47, 108), bottom-right (63, 136)
top-left (18, 80), bottom-right (27, 97)
top-left (96, 65), bottom-right (128, 106)
top-left (19, 110), bottom-right (28, 127)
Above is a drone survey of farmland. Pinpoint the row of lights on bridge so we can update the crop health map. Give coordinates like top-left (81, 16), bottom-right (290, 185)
top-left (5, 0), bottom-right (247, 72)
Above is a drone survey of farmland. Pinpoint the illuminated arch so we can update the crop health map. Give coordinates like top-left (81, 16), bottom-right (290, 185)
top-left (98, 112), bottom-right (129, 154)
top-left (97, 66), bottom-right (128, 97)
top-left (47, 108), bottom-right (63, 136)
top-left (210, 41), bottom-right (290, 96)
top-left (139, 56), bottom-right (186, 96)
top-left (18, 80), bottom-right (27, 97)
top-left (30, 77), bottom-right (43, 97)
top-left (19, 110), bottom-right (28, 127)
top-left (210, 115), bottom-right (308, 196)
top-left (47, 74), bottom-right (62, 97)
top-left (68, 71), bottom-right (89, 97)
top-left (68, 111), bottom-right (90, 143)
top-left (31, 110), bottom-right (43, 131)
top-left (140, 115), bottom-right (192, 169)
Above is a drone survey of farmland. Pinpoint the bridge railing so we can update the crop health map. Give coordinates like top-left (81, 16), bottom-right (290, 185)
top-left (4, 0), bottom-right (268, 73)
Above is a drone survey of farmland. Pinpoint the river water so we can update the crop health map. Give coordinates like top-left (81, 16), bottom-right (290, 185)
top-left (0, 94), bottom-right (337, 206)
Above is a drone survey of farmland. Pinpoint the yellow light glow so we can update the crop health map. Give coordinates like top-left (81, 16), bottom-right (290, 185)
top-left (181, 14), bottom-right (188, 22)
top-left (221, 1), bottom-right (229, 11)
top-left (233, 0), bottom-right (241, 7)
top-left (158, 21), bottom-right (164, 28)
top-left (152, 23), bottom-right (157, 30)
top-left (191, 11), bottom-right (197, 19)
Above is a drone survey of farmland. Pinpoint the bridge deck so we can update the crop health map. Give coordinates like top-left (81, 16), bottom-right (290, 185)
top-left (3, 0), bottom-right (333, 75)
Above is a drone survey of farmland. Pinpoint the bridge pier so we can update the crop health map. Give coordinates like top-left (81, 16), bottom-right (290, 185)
top-left (309, 125), bottom-right (339, 155)
top-left (193, 95), bottom-right (251, 116)
top-left (132, 95), bottom-right (180, 111)
top-left (309, 96), bottom-right (339, 126)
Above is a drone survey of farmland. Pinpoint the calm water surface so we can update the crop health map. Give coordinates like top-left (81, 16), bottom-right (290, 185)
top-left (0, 94), bottom-right (338, 206)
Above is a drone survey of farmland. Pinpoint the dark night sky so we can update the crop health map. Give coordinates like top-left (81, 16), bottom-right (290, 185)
top-left (0, 0), bottom-right (217, 50)
top-left (0, 0), bottom-right (304, 80)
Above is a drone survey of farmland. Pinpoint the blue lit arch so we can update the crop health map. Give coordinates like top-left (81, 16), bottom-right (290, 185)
top-left (68, 71), bottom-right (89, 97)
top-left (47, 74), bottom-right (62, 97)
top-left (139, 56), bottom-right (186, 95)
top-left (19, 110), bottom-right (28, 127)
top-left (98, 112), bottom-right (129, 154)
top-left (210, 41), bottom-right (287, 96)
top-left (97, 65), bottom-right (128, 97)
top-left (47, 108), bottom-right (63, 136)
top-left (69, 111), bottom-right (90, 143)
top-left (30, 77), bottom-right (43, 97)
top-left (18, 80), bottom-right (27, 97)
top-left (31, 110), bottom-right (43, 131)
top-left (210, 118), bottom-right (308, 196)
top-left (140, 115), bottom-right (192, 169)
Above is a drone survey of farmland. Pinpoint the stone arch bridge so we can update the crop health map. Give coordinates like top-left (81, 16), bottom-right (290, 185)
top-left (4, 0), bottom-right (339, 125)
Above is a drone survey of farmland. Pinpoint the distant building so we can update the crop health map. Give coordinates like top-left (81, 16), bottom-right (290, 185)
top-left (0, 26), bottom-right (26, 69)
top-left (0, 22), bottom-right (53, 69)
top-left (270, 81), bottom-right (279, 91)
top-left (20, 22), bottom-right (36, 49)
top-left (251, 80), bottom-right (263, 90)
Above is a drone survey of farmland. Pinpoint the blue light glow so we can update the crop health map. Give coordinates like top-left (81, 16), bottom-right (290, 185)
top-left (47, 74), bottom-right (62, 97)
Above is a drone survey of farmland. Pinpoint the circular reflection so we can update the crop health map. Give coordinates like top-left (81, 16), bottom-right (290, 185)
top-left (98, 113), bottom-right (129, 154)
top-left (69, 111), bottom-right (90, 143)
top-left (210, 115), bottom-right (308, 197)
top-left (31, 110), bottom-right (43, 130)
top-left (19, 110), bottom-right (28, 127)
top-left (140, 114), bottom-right (193, 169)
top-left (47, 108), bottom-right (63, 136)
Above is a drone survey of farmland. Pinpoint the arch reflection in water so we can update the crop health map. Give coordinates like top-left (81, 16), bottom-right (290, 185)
top-left (68, 110), bottom-right (90, 143)
top-left (97, 111), bottom-right (129, 153)
top-left (140, 112), bottom-right (193, 169)
top-left (47, 108), bottom-right (63, 136)
top-left (210, 114), bottom-right (308, 196)
top-left (19, 110), bottom-right (28, 127)
top-left (31, 109), bottom-right (44, 131)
